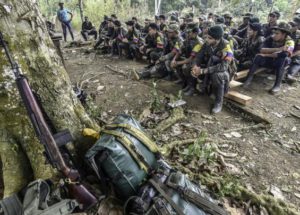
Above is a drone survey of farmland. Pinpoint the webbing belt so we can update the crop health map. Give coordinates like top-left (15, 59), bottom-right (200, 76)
top-left (101, 129), bottom-right (150, 172)
top-left (105, 124), bottom-right (159, 153)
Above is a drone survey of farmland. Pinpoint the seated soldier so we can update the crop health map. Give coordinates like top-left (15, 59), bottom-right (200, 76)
top-left (192, 25), bottom-right (233, 114)
top-left (286, 16), bottom-right (300, 83)
top-left (159, 15), bottom-right (168, 32)
top-left (94, 18), bottom-right (115, 50)
top-left (111, 20), bottom-right (128, 57)
top-left (232, 13), bottom-right (253, 38)
top-left (244, 22), bottom-right (294, 94)
top-left (132, 17), bottom-right (142, 31)
top-left (119, 20), bottom-right (140, 59)
top-left (200, 20), bottom-right (214, 39)
top-left (198, 15), bottom-right (207, 32)
top-left (262, 11), bottom-right (280, 38)
top-left (235, 22), bottom-right (264, 70)
top-left (135, 24), bottom-right (182, 80)
top-left (139, 23), bottom-right (164, 66)
top-left (141, 18), bottom-right (151, 37)
top-left (99, 15), bottom-right (108, 35)
top-left (171, 23), bottom-right (204, 96)
top-left (81, 16), bottom-right (97, 41)
top-left (224, 13), bottom-right (234, 28)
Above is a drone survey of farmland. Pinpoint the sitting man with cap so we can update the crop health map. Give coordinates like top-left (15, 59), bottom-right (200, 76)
top-left (286, 16), bottom-right (300, 83)
top-left (235, 22), bottom-right (264, 70)
top-left (244, 22), bottom-right (295, 94)
top-left (262, 11), bottom-right (280, 38)
top-left (224, 12), bottom-right (234, 28)
top-left (111, 20), bottom-right (127, 58)
top-left (119, 20), bottom-right (140, 59)
top-left (159, 15), bottom-right (168, 32)
top-left (171, 23), bottom-right (204, 96)
top-left (135, 24), bottom-right (182, 80)
top-left (139, 23), bottom-right (165, 67)
top-left (81, 16), bottom-right (97, 41)
top-left (192, 25), bottom-right (234, 114)
top-left (94, 18), bottom-right (115, 50)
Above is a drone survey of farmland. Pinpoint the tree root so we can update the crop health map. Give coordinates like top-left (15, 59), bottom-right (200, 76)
top-left (161, 139), bottom-right (196, 156)
top-left (152, 106), bottom-right (186, 135)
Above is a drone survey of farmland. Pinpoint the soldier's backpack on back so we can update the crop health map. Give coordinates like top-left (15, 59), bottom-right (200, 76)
top-left (85, 114), bottom-right (160, 200)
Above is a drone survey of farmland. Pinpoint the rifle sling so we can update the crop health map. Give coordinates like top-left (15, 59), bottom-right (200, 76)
top-left (166, 181), bottom-right (228, 215)
top-left (149, 179), bottom-right (185, 215)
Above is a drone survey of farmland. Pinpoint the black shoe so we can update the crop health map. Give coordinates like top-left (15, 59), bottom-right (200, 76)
top-left (184, 88), bottom-right (195, 96)
top-left (182, 85), bottom-right (190, 92)
top-left (269, 85), bottom-right (281, 94)
top-left (174, 79), bottom-right (183, 84)
top-left (211, 84), bottom-right (224, 114)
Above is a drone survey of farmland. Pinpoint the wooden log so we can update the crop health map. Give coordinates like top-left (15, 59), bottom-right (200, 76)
top-left (229, 80), bottom-right (243, 88)
top-left (234, 67), bottom-right (270, 81)
top-left (225, 91), bottom-right (252, 106)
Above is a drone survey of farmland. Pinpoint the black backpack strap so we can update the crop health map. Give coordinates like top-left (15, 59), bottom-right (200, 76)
top-left (166, 180), bottom-right (228, 215)
top-left (148, 179), bottom-right (184, 215)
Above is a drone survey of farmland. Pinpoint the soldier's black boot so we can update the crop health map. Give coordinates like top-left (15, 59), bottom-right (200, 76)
top-left (243, 73), bottom-right (254, 88)
top-left (182, 85), bottom-right (190, 92)
top-left (184, 87), bottom-right (195, 96)
top-left (212, 84), bottom-right (224, 114)
top-left (269, 68), bottom-right (285, 94)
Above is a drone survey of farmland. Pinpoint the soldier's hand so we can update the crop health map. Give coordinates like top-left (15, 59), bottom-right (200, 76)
top-left (122, 38), bottom-right (128, 43)
top-left (282, 45), bottom-right (288, 52)
top-left (171, 61), bottom-right (177, 68)
top-left (191, 65), bottom-right (201, 78)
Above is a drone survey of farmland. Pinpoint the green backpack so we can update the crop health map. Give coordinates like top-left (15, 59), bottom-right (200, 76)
top-left (85, 114), bottom-right (160, 200)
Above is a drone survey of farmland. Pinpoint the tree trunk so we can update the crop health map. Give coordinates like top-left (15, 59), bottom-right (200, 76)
top-left (0, 0), bottom-right (99, 197)
top-left (79, 0), bottom-right (84, 23)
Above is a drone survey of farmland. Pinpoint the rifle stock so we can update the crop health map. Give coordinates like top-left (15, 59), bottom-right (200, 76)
top-left (0, 32), bottom-right (97, 211)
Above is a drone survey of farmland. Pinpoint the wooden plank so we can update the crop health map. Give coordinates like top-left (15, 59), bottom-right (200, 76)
top-left (234, 69), bottom-right (249, 80)
top-left (234, 67), bottom-right (270, 81)
top-left (225, 91), bottom-right (252, 106)
top-left (229, 80), bottom-right (243, 88)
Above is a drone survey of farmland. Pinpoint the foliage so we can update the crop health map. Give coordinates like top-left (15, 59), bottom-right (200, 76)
top-left (150, 81), bottom-right (162, 112)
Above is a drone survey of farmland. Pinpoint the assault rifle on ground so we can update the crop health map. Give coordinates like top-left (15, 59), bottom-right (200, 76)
top-left (0, 32), bottom-right (97, 211)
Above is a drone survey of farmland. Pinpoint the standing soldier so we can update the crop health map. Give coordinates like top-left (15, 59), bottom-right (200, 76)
top-left (192, 25), bottom-right (234, 114)
top-left (57, 2), bottom-right (74, 42)
top-left (262, 11), bottom-right (280, 38)
top-left (244, 22), bottom-right (294, 94)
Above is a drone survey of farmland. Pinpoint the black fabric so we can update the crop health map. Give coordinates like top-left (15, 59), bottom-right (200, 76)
top-left (208, 26), bottom-right (224, 40)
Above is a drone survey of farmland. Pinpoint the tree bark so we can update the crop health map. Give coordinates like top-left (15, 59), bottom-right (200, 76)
top-left (0, 0), bottom-right (99, 197)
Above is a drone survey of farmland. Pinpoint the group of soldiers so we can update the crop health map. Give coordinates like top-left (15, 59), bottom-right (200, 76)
top-left (77, 9), bottom-right (300, 114)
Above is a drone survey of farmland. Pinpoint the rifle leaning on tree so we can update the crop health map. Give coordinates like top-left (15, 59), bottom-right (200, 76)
top-left (0, 32), bottom-right (97, 211)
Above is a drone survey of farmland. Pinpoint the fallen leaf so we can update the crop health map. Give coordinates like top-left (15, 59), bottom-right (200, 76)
top-left (224, 133), bottom-right (232, 138)
top-left (231, 131), bottom-right (242, 138)
top-left (269, 185), bottom-right (285, 200)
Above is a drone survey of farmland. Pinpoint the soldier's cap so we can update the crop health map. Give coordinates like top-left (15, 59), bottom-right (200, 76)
top-left (269, 11), bottom-right (280, 18)
top-left (208, 25), bottom-right (224, 40)
top-left (186, 23), bottom-right (200, 34)
top-left (159, 14), bottom-right (166, 20)
top-left (113, 20), bottom-right (122, 27)
top-left (186, 17), bottom-right (194, 23)
top-left (107, 18), bottom-right (113, 22)
top-left (271, 21), bottom-right (291, 34)
top-left (243, 12), bottom-right (253, 18)
top-left (170, 15), bottom-right (179, 22)
top-left (249, 16), bottom-right (260, 24)
top-left (132, 17), bottom-right (138, 21)
top-left (249, 22), bottom-right (262, 32)
top-left (290, 16), bottom-right (300, 26)
top-left (58, 2), bottom-right (64, 5)
top-left (149, 23), bottom-right (159, 30)
top-left (215, 16), bottom-right (225, 24)
top-left (208, 12), bottom-right (214, 16)
top-left (198, 15), bottom-right (206, 20)
top-left (167, 24), bottom-right (180, 33)
top-left (224, 12), bottom-right (232, 18)
top-left (125, 20), bottom-right (135, 26)
top-left (111, 14), bottom-right (117, 19)
top-left (84, 16), bottom-right (88, 19)
top-left (144, 18), bottom-right (151, 22)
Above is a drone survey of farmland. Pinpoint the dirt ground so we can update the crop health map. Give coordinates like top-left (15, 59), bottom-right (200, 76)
top-left (63, 43), bottom-right (300, 212)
